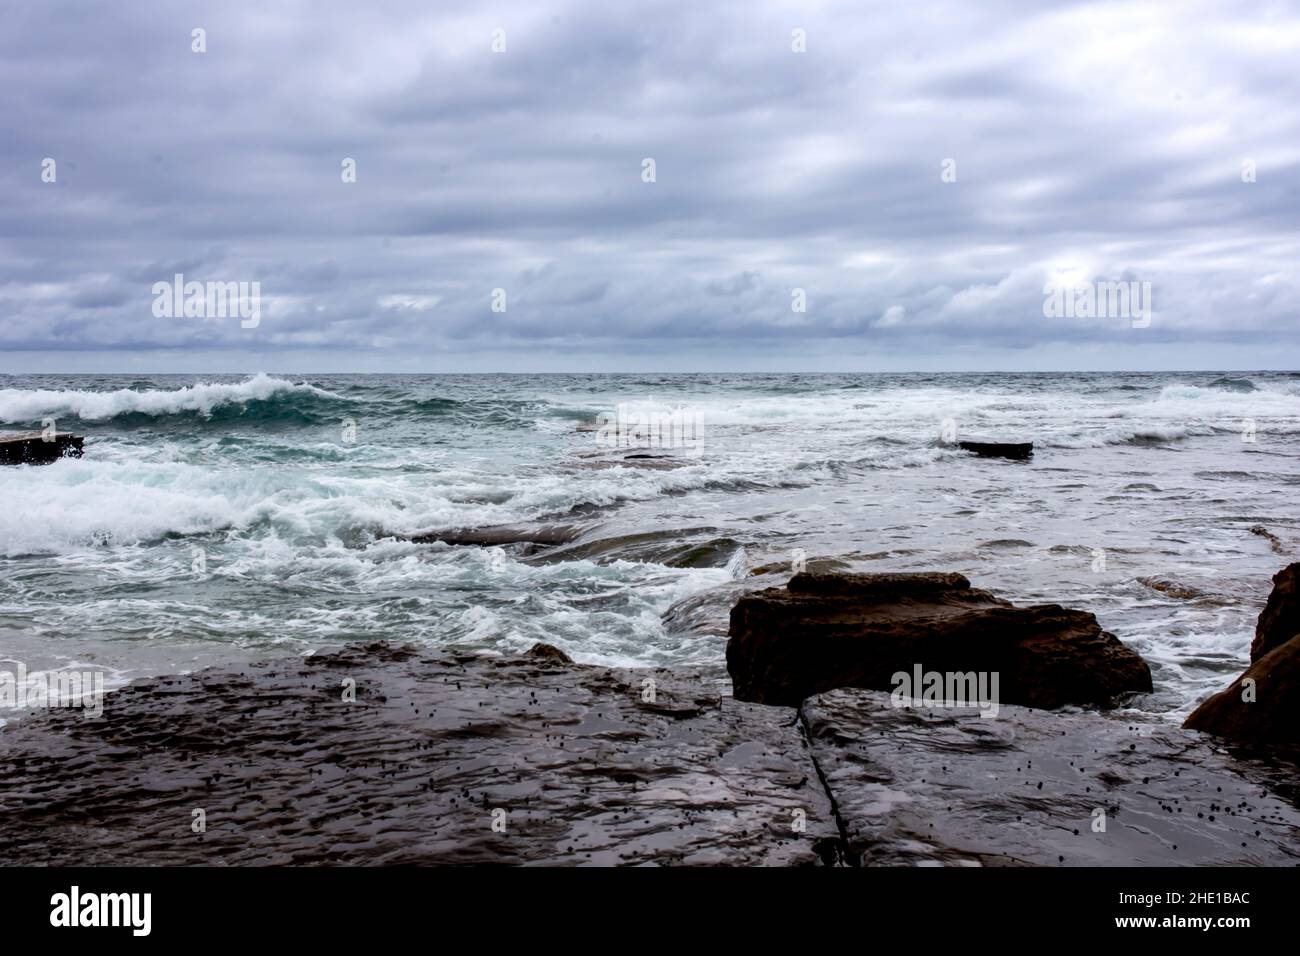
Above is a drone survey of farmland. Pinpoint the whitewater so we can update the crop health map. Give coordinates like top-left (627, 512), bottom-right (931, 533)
top-left (2, 371), bottom-right (1298, 725)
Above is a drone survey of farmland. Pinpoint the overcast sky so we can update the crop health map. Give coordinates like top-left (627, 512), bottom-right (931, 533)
top-left (2, 0), bottom-right (1298, 373)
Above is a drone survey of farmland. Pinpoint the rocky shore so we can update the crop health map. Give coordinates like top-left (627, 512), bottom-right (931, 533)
top-left (1, 567), bottom-right (1297, 866)
top-left (1184, 562), bottom-right (1300, 745)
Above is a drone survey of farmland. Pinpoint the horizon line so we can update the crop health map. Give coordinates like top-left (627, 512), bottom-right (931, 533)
top-left (1, 368), bottom-right (1296, 377)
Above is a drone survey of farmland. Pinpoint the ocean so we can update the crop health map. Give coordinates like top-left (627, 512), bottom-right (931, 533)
top-left (2, 371), bottom-right (1298, 724)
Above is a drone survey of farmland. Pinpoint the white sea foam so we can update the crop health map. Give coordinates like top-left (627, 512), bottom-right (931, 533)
top-left (0, 373), bottom-right (337, 423)
top-left (4, 372), bottom-right (1297, 717)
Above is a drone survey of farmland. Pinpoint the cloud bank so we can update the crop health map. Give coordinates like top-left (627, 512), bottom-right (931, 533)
top-left (1, 0), bottom-right (1298, 371)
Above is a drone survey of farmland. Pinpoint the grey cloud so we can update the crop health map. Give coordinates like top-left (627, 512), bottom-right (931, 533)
top-left (1, 0), bottom-right (1298, 371)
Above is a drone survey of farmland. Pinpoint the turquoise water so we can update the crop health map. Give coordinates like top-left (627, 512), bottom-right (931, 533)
top-left (2, 371), bottom-right (1298, 720)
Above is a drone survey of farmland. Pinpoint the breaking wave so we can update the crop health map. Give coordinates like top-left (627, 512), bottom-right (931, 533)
top-left (0, 374), bottom-right (348, 427)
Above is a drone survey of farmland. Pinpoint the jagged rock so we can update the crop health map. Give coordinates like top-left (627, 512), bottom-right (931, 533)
top-left (727, 572), bottom-right (1151, 708)
top-left (1183, 635), bottom-right (1300, 744)
top-left (1184, 563), bottom-right (1300, 745)
top-left (803, 687), bottom-right (1300, 865)
top-left (524, 642), bottom-right (573, 664)
top-left (0, 644), bottom-right (838, 866)
top-left (1252, 562), bottom-right (1300, 661)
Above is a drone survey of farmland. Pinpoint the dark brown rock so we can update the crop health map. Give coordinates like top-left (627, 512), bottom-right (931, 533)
top-left (0, 431), bottom-right (84, 465)
top-left (1183, 634), bottom-right (1300, 743)
top-left (1250, 524), bottom-right (1287, 556)
top-left (1137, 575), bottom-right (1235, 604)
top-left (788, 570), bottom-right (971, 597)
top-left (1182, 562), bottom-right (1300, 744)
top-left (1252, 562), bottom-right (1300, 661)
top-left (524, 642), bottom-right (572, 664)
top-left (727, 572), bottom-right (1152, 708)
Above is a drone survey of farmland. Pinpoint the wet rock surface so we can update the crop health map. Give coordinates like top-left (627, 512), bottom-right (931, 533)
top-left (802, 688), bottom-right (1300, 866)
top-left (1252, 562), bottom-right (1300, 661)
top-left (1184, 561), bottom-right (1300, 744)
top-left (524, 642), bottom-right (574, 664)
top-left (0, 639), bottom-right (1296, 866)
top-left (403, 523), bottom-right (581, 547)
top-left (1137, 575), bottom-right (1237, 605)
top-left (536, 526), bottom-right (743, 568)
top-left (1184, 636), bottom-right (1300, 744)
top-left (0, 643), bottom-right (837, 866)
top-left (727, 572), bottom-right (1152, 708)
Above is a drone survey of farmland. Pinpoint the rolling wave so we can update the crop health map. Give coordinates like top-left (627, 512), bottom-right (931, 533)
top-left (0, 374), bottom-right (347, 427)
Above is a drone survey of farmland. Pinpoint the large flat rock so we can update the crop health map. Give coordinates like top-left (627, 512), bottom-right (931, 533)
top-left (4, 640), bottom-right (1295, 867)
top-left (728, 572), bottom-right (1152, 708)
top-left (0, 643), bottom-right (838, 865)
top-left (802, 688), bottom-right (1300, 866)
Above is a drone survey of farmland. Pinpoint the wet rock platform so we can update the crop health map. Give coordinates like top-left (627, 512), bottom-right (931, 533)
top-left (0, 643), bottom-right (838, 866)
top-left (803, 690), bottom-right (1300, 866)
top-left (1, 641), bottom-right (1297, 866)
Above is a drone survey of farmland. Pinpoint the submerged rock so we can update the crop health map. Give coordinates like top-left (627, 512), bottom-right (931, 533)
top-left (536, 526), bottom-right (741, 568)
top-left (1250, 525), bottom-right (1287, 557)
top-left (1137, 575), bottom-right (1236, 605)
top-left (747, 557), bottom-right (852, 577)
top-left (567, 455), bottom-right (686, 472)
top-left (727, 572), bottom-right (1151, 708)
top-left (403, 523), bottom-right (581, 547)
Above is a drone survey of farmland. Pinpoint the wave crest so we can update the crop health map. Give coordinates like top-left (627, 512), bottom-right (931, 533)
top-left (0, 374), bottom-right (346, 427)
